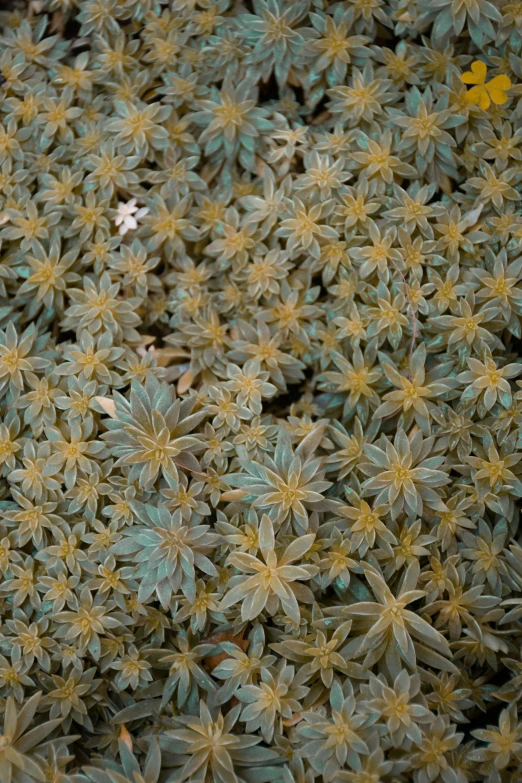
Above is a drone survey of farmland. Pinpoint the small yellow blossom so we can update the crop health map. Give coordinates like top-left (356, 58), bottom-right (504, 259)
top-left (461, 61), bottom-right (511, 110)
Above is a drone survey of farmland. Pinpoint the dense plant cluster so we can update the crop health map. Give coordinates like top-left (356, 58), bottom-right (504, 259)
top-left (1, 0), bottom-right (522, 780)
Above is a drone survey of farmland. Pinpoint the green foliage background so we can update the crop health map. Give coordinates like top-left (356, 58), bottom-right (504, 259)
top-left (0, 0), bottom-right (521, 781)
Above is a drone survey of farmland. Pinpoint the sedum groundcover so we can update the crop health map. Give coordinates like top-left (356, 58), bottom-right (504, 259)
top-left (0, 0), bottom-right (522, 781)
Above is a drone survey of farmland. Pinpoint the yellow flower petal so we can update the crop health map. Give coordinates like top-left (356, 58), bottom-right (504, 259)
top-left (465, 85), bottom-right (490, 110)
top-left (487, 87), bottom-right (509, 105)
top-left (487, 74), bottom-right (512, 91)
top-left (461, 72), bottom-right (481, 85)
top-left (461, 60), bottom-right (487, 85)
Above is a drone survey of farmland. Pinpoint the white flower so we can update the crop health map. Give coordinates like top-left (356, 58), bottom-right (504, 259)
top-left (114, 198), bottom-right (149, 236)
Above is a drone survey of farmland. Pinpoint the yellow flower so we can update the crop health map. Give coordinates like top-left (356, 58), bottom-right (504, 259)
top-left (461, 60), bottom-right (511, 110)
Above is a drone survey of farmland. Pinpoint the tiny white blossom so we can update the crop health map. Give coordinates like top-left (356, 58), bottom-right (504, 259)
top-left (114, 198), bottom-right (149, 236)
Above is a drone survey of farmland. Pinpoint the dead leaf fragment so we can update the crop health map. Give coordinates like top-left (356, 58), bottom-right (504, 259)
top-left (283, 713), bottom-right (303, 727)
top-left (120, 724), bottom-right (133, 752)
top-left (220, 490), bottom-right (248, 502)
top-left (95, 396), bottom-right (117, 418)
top-left (177, 369), bottom-right (194, 394)
top-left (203, 627), bottom-right (249, 673)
